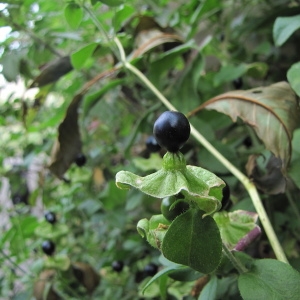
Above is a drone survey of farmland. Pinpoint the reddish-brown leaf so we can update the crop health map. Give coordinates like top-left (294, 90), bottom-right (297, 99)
top-left (49, 94), bottom-right (82, 179)
top-left (192, 82), bottom-right (300, 171)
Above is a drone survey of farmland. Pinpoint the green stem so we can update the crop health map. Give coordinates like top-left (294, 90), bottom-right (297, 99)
top-left (222, 243), bottom-right (248, 274)
top-left (286, 190), bottom-right (300, 222)
top-left (113, 36), bottom-right (289, 264)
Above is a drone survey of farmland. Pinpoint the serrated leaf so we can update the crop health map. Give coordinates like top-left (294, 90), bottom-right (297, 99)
top-left (64, 3), bottom-right (83, 29)
top-left (197, 82), bottom-right (300, 171)
top-left (287, 61), bottom-right (300, 97)
top-left (162, 209), bottom-right (222, 274)
top-left (238, 259), bottom-right (300, 300)
top-left (273, 15), bottom-right (300, 47)
top-left (116, 152), bottom-right (224, 215)
top-left (71, 43), bottom-right (98, 70)
top-left (213, 210), bottom-right (261, 251)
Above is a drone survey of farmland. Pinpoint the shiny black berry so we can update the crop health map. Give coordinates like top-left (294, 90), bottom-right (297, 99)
top-left (145, 136), bottom-right (161, 153)
top-left (161, 196), bottom-right (189, 221)
top-left (112, 260), bottom-right (124, 272)
top-left (42, 240), bottom-right (56, 256)
top-left (232, 77), bottom-right (243, 89)
top-left (44, 211), bottom-right (57, 225)
top-left (144, 263), bottom-right (158, 276)
top-left (153, 111), bottom-right (190, 152)
top-left (221, 182), bottom-right (231, 210)
top-left (75, 153), bottom-right (86, 167)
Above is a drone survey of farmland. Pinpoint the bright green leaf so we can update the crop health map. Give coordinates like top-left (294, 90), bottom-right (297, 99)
top-left (214, 64), bottom-right (248, 86)
top-left (64, 3), bottom-right (83, 29)
top-left (137, 214), bottom-right (170, 249)
top-left (273, 15), bottom-right (300, 47)
top-left (238, 259), bottom-right (300, 300)
top-left (287, 62), bottom-right (300, 97)
top-left (71, 42), bottom-right (98, 69)
top-left (162, 209), bottom-right (222, 274)
top-left (44, 254), bottom-right (71, 271)
top-left (214, 210), bottom-right (261, 251)
top-left (98, 0), bottom-right (124, 7)
top-left (34, 223), bottom-right (69, 239)
top-left (199, 275), bottom-right (217, 300)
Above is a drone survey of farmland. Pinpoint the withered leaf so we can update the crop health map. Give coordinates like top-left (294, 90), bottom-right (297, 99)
top-left (195, 82), bottom-right (300, 171)
top-left (131, 16), bottom-right (183, 59)
top-left (49, 94), bottom-right (82, 179)
top-left (246, 153), bottom-right (286, 194)
top-left (29, 56), bottom-right (73, 88)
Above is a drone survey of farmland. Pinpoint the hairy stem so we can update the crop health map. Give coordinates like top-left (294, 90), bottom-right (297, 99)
top-left (114, 36), bottom-right (289, 264)
top-left (222, 243), bottom-right (248, 274)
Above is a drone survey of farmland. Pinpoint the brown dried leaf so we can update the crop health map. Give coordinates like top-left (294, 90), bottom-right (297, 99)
top-left (246, 153), bottom-right (286, 194)
top-left (49, 94), bottom-right (82, 179)
top-left (29, 56), bottom-right (73, 88)
top-left (131, 16), bottom-right (183, 59)
top-left (193, 82), bottom-right (300, 171)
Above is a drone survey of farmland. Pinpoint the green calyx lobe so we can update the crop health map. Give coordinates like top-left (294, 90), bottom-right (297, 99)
top-left (162, 151), bottom-right (186, 171)
top-left (116, 151), bottom-right (225, 215)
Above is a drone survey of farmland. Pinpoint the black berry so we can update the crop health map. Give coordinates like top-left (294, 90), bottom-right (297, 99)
top-left (44, 211), bottom-right (57, 225)
top-left (221, 182), bottom-right (231, 210)
top-left (42, 240), bottom-right (56, 256)
top-left (232, 77), bottom-right (243, 89)
top-left (144, 263), bottom-right (158, 276)
top-left (112, 260), bottom-right (124, 272)
top-left (145, 135), bottom-right (161, 153)
top-left (153, 111), bottom-right (190, 152)
top-left (75, 153), bottom-right (87, 167)
top-left (161, 196), bottom-right (189, 221)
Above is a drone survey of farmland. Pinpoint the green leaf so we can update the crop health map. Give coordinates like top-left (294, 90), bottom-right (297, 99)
top-left (116, 152), bottom-right (224, 215)
top-left (83, 79), bottom-right (124, 115)
top-left (34, 223), bottom-right (69, 239)
top-left (142, 264), bottom-right (184, 294)
top-left (137, 214), bottom-right (170, 249)
top-left (1, 52), bottom-right (20, 82)
top-left (238, 259), bottom-right (300, 300)
top-left (273, 15), bottom-right (300, 47)
top-left (98, 0), bottom-right (124, 6)
top-left (71, 42), bottom-right (98, 69)
top-left (199, 275), bottom-right (217, 300)
top-left (64, 3), bottom-right (83, 29)
top-left (44, 254), bottom-right (71, 271)
top-left (287, 62), bottom-right (300, 97)
top-left (213, 210), bottom-right (261, 251)
top-left (114, 5), bottom-right (135, 32)
top-left (133, 153), bottom-right (162, 172)
top-left (214, 64), bottom-right (248, 86)
top-left (161, 209), bottom-right (222, 274)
